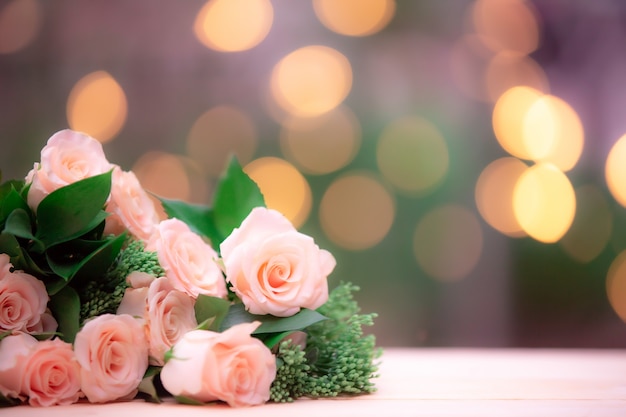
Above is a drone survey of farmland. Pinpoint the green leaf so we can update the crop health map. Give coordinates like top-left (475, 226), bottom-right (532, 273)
top-left (0, 232), bottom-right (48, 275)
top-left (0, 185), bottom-right (29, 224)
top-left (3, 208), bottom-right (37, 242)
top-left (0, 330), bottom-right (11, 342)
top-left (137, 366), bottom-right (162, 403)
top-left (212, 157), bottom-right (265, 241)
top-left (220, 303), bottom-right (327, 334)
top-left (194, 295), bottom-right (230, 331)
top-left (36, 171), bottom-right (112, 248)
top-left (31, 332), bottom-right (62, 341)
top-left (46, 233), bottom-right (126, 284)
top-left (158, 198), bottom-right (222, 250)
top-left (259, 330), bottom-right (294, 349)
top-left (49, 286), bottom-right (80, 343)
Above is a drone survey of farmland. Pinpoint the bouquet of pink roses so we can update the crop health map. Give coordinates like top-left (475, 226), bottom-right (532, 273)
top-left (0, 130), bottom-right (380, 408)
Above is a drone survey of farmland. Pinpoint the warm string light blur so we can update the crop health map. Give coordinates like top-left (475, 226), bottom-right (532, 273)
top-left (560, 184), bottom-right (612, 263)
top-left (413, 204), bottom-right (483, 282)
top-left (376, 116), bottom-right (449, 196)
top-left (186, 106), bottom-right (258, 177)
top-left (243, 157), bottom-right (312, 229)
top-left (319, 173), bottom-right (395, 250)
top-left (270, 45), bottom-right (352, 117)
top-left (485, 83), bottom-right (584, 244)
top-left (475, 157), bottom-right (527, 238)
top-left (279, 106), bottom-right (361, 175)
top-left (0, 0), bottom-right (42, 54)
top-left (194, 0), bottom-right (273, 52)
top-left (66, 71), bottom-right (128, 143)
top-left (606, 133), bottom-right (626, 208)
top-left (312, 0), bottom-right (395, 37)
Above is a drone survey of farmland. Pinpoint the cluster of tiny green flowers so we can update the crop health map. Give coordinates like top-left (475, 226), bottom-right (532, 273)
top-left (269, 282), bottom-right (381, 402)
top-left (78, 239), bottom-right (164, 322)
top-left (269, 341), bottom-right (310, 402)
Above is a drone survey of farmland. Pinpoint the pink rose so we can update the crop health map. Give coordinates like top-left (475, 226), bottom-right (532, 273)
top-left (104, 166), bottom-right (160, 241)
top-left (22, 338), bottom-right (82, 406)
top-left (0, 254), bottom-right (50, 333)
top-left (160, 322), bottom-right (276, 407)
top-left (117, 275), bottom-right (197, 366)
top-left (25, 129), bottom-right (113, 210)
top-left (145, 277), bottom-right (197, 365)
top-left (146, 218), bottom-right (227, 299)
top-left (0, 332), bottom-right (38, 400)
top-left (220, 207), bottom-right (335, 317)
top-left (25, 309), bottom-right (58, 335)
top-left (74, 314), bottom-right (149, 403)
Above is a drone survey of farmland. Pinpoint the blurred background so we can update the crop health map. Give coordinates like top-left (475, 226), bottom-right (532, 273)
top-left (2, 0), bottom-right (626, 347)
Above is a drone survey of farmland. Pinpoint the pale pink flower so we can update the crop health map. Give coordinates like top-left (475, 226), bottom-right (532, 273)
top-left (25, 129), bottom-right (113, 210)
top-left (117, 275), bottom-right (197, 366)
top-left (104, 166), bottom-right (160, 241)
top-left (21, 338), bottom-right (82, 406)
top-left (146, 218), bottom-right (227, 299)
top-left (160, 322), bottom-right (276, 407)
top-left (220, 207), bottom-right (335, 317)
top-left (0, 332), bottom-right (38, 400)
top-left (74, 314), bottom-right (149, 403)
top-left (0, 254), bottom-right (50, 333)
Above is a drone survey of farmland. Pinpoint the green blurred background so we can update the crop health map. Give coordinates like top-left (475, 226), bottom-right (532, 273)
top-left (2, 0), bottom-right (626, 347)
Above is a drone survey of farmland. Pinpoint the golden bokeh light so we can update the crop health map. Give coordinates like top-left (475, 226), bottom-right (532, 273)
top-left (475, 157), bottom-right (528, 237)
top-left (485, 50), bottom-right (549, 102)
top-left (66, 71), bottom-right (128, 143)
top-left (270, 45), bottom-right (352, 117)
top-left (560, 184), bottom-right (612, 263)
top-left (413, 204), bottom-right (483, 282)
top-left (312, 0), bottom-right (395, 37)
top-left (492, 86), bottom-right (543, 160)
top-left (319, 173), bottom-right (395, 250)
top-left (605, 133), bottom-right (626, 208)
top-left (0, 0), bottom-right (41, 54)
top-left (513, 163), bottom-right (576, 243)
top-left (376, 117), bottom-right (449, 195)
top-left (523, 94), bottom-right (584, 172)
top-left (471, 0), bottom-right (540, 54)
top-left (132, 152), bottom-right (192, 203)
top-left (186, 106), bottom-right (258, 177)
top-left (280, 105), bottom-right (360, 175)
top-left (606, 250), bottom-right (626, 323)
top-left (193, 0), bottom-right (273, 52)
top-left (244, 157), bottom-right (312, 228)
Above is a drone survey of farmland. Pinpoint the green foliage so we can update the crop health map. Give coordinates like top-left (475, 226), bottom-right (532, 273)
top-left (159, 156), bottom-right (264, 252)
top-left (78, 239), bottom-right (164, 323)
top-left (49, 286), bottom-right (81, 343)
top-left (194, 294), bottom-right (230, 331)
top-left (220, 303), bottom-right (327, 337)
top-left (269, 283), bottom-right (381, 402)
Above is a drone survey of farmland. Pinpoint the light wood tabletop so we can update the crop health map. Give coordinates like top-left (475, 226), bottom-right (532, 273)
top-left (9, 348), bottom-right (626, 416)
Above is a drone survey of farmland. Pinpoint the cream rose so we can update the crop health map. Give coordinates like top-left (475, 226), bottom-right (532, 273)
top-left (117, 275), bottom-right (198, 366)
top-left (0, 254), bottom-right (50, 333)
top-left (146, 218), bottom-right (227, 299)
top-left (145, 277), bottom-right (197, 365)
top-left (220, 207), bottom-right (335, 317)
top-left (0, 332), bottom-right (38, 400)
top-left (74, 314), bottom-right (149, 403)
top-left (160, 322), bottom-right (276, 407)
top-left (25, 129), bottom-right (113, 210)
top-left (21, 338), bottom-right (82, 406)
top-left (104, 166), bottom-right (160, 241)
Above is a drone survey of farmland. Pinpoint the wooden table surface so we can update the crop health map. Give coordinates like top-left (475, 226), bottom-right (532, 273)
top-left (9, 348), bottom-right (626, 416)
